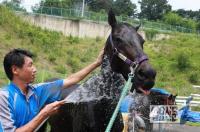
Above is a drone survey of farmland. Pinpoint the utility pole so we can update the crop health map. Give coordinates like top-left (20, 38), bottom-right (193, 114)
top-left (81, 0), bottom-right (85, 17)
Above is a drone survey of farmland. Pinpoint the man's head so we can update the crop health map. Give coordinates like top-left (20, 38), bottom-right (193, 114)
top-left (3, 49), bottom-right (37, 83)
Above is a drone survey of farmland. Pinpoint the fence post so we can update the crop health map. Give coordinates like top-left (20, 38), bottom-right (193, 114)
top-left (40, 6), bottom-right (42, 14)
top-left (160, 23), bottom-right (162, 30)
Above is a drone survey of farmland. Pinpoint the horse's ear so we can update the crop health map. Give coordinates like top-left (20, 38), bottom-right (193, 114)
top-left (108, 9), bottom-right (117, 28)
top-left (135, 23), bottom-right (141, 31)
top-left (168, 94), bottom-right (173, 99)
top-left (169, 94), bottom-right (177, 101)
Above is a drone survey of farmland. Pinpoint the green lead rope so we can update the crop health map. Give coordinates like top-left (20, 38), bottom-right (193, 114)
top-left (105, 73), bottom-right (134, 132)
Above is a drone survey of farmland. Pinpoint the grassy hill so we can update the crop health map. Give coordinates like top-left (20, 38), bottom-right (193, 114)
top-left (145, 32), bottom-right (200, 95)
top-left (0, 6), bottom-right (104, 85)
top-left (0, 6), bottom-right (200, 96)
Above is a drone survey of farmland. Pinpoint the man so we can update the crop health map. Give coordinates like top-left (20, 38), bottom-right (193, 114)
top-left (0, 48), bottom-right (103, 132)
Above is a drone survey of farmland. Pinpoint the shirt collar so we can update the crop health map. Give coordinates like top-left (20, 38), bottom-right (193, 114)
top-left (9, 82), bottom-right (34, 99)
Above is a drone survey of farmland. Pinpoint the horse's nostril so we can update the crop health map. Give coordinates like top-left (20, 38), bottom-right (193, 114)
top-left (137, 67), bottom-right (156, 81)
top-left (149, 68), bottom-right (156, 79)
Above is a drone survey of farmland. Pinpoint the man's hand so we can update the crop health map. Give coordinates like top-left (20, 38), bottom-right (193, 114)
top-left (15, 100), bottom-right (65, 132)
top-left (95, 48), bottom-right (104, 66)
top-left (40, 100), bottom-right (65, 117)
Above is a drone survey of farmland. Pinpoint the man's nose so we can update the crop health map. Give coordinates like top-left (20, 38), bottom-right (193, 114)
top-left (33, 66), bottom-right (37, 73)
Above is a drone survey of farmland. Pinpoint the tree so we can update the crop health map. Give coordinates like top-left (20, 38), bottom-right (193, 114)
top-left (87, 0), bottom-right (137, 17)
top-left (163, 12), bottom-right (182, 25)
top-left (35, 0), bottom-right (79, 8)
top-left (163, 12), bottom-right (198, 31)
top-left (87, 0), bottom-right (113, 13)
top-left (2, 0), bottom-right (25, 11)
top-left (175, 9), bottom-right (200, 21)
top-left (113, 0), bottom-right (137, 17)
top-left (139, 0), bottom-right (171, 20)
top-left (32, 0), bottom-right (83, 14)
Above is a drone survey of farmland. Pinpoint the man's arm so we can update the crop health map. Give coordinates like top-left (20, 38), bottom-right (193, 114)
top-left (62, 49), bottom-right (104, 89)
top-left (15, 100), bottom-right (64, 132)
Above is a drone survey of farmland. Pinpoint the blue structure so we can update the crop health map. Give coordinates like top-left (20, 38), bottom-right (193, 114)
top-left (178, 96), bottom-right (200, 123)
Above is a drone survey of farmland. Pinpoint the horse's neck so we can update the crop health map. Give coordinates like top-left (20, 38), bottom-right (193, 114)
top-left (64, 55), bottom-right (126, 103)
top-left (98, 55), bottom-right (126, 98)
top-left (102, 55), bottom-right (125, 84)
top-left (100, 55), bottom-right (113, 74)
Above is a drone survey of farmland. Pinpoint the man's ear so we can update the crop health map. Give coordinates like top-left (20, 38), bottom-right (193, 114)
top-left (12, 65), bottom-right (19, 75)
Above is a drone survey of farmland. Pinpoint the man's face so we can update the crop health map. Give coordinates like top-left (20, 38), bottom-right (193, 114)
top-left (13, 56), bottom-right (37, 84)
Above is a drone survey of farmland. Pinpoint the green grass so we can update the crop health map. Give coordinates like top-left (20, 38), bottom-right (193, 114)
top-left (186, 122), bottom-right (200, 127)
top-left (0, 6), bottom-right (200, 97)
top-left (144, 32), bottom-right (200, 96)
top-left (0, 6), bottom-right (104, 86)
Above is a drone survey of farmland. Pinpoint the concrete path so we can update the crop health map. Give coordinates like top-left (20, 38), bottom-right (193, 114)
top-left (153, 123), bottom-right (200, 132)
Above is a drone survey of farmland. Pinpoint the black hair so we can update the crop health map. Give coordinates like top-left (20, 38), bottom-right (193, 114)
top-left (3, 49), bottom-right (34, 80)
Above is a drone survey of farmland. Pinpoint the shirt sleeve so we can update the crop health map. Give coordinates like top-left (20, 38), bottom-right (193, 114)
top-left (33, 79), bottom-right (64, 107)
top-left (0, 91), bottom-right (16, 132)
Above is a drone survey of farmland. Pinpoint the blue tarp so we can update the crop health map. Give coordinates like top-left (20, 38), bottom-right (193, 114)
top-left (179, 106), bottom-right (200, 123)
top-left (150, 88), bottom-right (170, 95)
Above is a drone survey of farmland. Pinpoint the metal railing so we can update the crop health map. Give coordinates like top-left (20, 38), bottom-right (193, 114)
top-left (176, 94), bottom-right (200, 107)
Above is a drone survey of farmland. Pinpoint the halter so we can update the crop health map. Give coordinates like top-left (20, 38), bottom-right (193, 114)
top-left (109, 35), bottom-right (148, 73)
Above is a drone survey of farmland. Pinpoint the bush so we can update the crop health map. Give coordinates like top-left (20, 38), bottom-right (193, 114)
top-left (68, 35), bottom-right (79, 44)
top-left (145, 29), bottom-right (158, 40)
top-left (55, 65), bottom-right (67, 74)
top-left (176, 53), bottom-right (190, 70)
top-left (95, 36), bottom-right (102, 42)
top-left (189, 73), bottom-right (199, 84)
top-left (48, 54), bottom-right (56, 63)
top-left (35, 70), bottom-right (51, 83)
top-left (66, 57), bottom-right (80, 72)
top-left (4, 34), bottom-right (11, 40)
top-left (66, 49), bottom-right (75, 56)
top-left (163, 12), bottom-right (182, 26)
top-left (163, 12), bottom-right (198, 32)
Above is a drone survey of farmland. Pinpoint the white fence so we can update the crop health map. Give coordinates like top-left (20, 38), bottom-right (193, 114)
top-left (176, 94), bottom-right (200, 107)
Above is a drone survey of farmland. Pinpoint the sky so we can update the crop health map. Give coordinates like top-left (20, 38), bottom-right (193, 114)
top-left (0, 0), bottom-right (200, 12)
top-left (132, 0), bottom-right (200, 11)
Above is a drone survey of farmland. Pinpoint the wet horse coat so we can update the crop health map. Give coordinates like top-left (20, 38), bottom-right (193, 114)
top-left (49, 55), bottom-right (126, 132)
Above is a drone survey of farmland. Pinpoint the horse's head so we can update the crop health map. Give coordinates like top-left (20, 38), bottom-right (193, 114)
top-left (105, 10), bottom-right (156, 94)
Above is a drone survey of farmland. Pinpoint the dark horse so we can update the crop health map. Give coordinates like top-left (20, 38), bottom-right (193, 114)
top-left (42, 10), bottom-right (156, 132)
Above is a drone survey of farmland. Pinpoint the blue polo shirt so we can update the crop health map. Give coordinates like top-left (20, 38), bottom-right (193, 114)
top-left (0, 79), bottom-right (63, 132)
